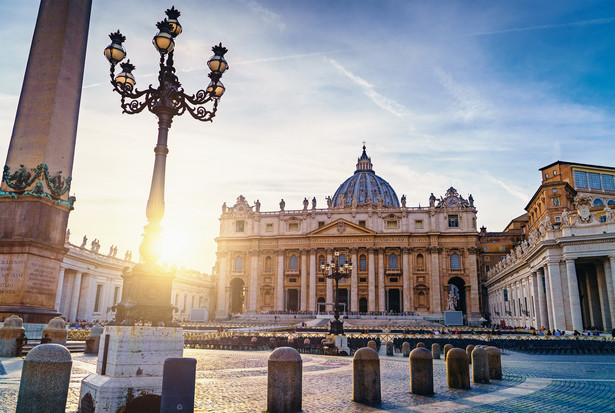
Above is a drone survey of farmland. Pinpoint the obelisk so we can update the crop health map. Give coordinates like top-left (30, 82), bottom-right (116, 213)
top-left (0, 0), bottom-right (92, 322)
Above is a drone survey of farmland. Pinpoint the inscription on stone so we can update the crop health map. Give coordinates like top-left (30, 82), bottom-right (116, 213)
top-left (0, 254), bottom-right (60, 308)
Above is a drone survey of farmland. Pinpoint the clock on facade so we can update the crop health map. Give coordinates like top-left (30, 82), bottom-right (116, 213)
top-left (447, 197), bottom-right (458, 207)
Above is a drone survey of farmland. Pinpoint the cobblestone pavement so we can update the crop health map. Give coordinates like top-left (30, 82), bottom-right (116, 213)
top-left (1, 350), bottom-right (614, 412)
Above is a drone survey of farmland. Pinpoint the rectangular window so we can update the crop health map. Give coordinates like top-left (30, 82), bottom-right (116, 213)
top-left (448, 215), bottom-right (458, 228)
top-left (318, 277), bottom-right (325, 283)
top-left (358, 220), bottom-right (366, 227)
top-left (266, 223), bottom-right (273, 232)
top-left (483, 247), bottom-right (488, 251)
top-left (113, 286), bottom-right (120, 304)
top-left (389, 277), bottom-right (398, 283)
top-left (602, 174), bottom-right (615, 191)
top-left (94, 284), bottom-right (104, 312)
top-left (545, 173), bottom-right (549, 179)
top-left (236, 220), bottom-right (245, 232)
top-left (360, 277), bottom-right (367, 283)
top-left (359, 256), bottom-right (367, 270)
top-left (386, 220), bottom-right (398, 229)
top-left (318, 221), bottom-right (325, 228)
top-left (288, 222), bottom-right (299, 231)
top-left (414, 220), bottom-right (423, 229)
top-left (588, 172), bottom-right (602, 189)
top-left (485, 265), bottom-right (490, 272)
top-left (574, 170), bottom-right (588, 187)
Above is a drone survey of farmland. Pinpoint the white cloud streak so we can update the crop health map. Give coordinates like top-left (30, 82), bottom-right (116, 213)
top-left (486, 175), bottom-right (531, 203)
top-left (464, 17), bottom-right (615, 37)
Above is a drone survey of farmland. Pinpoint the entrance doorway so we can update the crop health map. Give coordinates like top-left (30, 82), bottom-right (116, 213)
top-left (286, 289), bottom-right (299, 311)
top-left (448, 276), bottom-right (467, 314)
top-left (336, 288), bottom-right (349, 313)
top-left (230, 278), bottom-right (245, 314)
top-left (359, 297), bottom-right (368, 313)
top-left (387, 288), bottom-right (401, 313)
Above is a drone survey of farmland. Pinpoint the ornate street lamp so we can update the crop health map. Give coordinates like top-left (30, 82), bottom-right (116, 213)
top-left (321, 250), bottom-right (353, 335)
top-left (104, 6), bottom-right (229, 326)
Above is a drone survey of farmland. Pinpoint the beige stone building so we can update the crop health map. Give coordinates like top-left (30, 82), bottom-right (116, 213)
top-left (486, 161), bottom-right (615, 331)
top-left (214, 147), bottom-right (481, 321)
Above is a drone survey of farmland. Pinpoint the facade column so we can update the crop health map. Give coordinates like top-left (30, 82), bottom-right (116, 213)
top-left (537, 269), bottom-right (549, 329)
top-left (54, 267), bottom-right (66, 312)
top-left (83, 274), bottom-right (97, 321)
top-left (595, 261), bottom-right (611, 331)
top-left (542, 267), bottom-right (553, 329)
top-left (377, 248), bottom-right (385, 312)
top-left (511, 282), bottom-right (517, 326)
top-left (276, 251), bottom-right (285, 311)
top-left (531, 272), bottom-right (541, 329)
top-left (368, 248), bottom-right (376, 312)
top-left (430, 247), bottom-right (441, 313)
top-left (300, 250), bottom-right (308, 311)
top-left (249, 250), bottom-right (259, 314)
top-left (565, 258), bottom-right (584, 332)
top-left (309, 249), bottom-right (316, 312)
top-left (68, 271), bottom-right (82, 323)
top-left (547, 260), bottom-right (566, 331)
top-left (325, 250), bottom-right (333, 311)
top-left (402, 247), bottom-right (411, 312)
top-left (467, 247), bottom-right (479, 318)
top-left (350, 249), bottom-right (358, 312)
top-left (215, 252), bottom-right (229, 319)
top-left (603, 259), bottom-right (615, 331)
top-left (585, 270), bottom-right (598, 327)
top-left (518, 281), bottom-right (526, 327)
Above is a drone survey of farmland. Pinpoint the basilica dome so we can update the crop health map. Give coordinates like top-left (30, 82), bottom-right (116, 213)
top-left (331, 146), bottom-right (400, 208)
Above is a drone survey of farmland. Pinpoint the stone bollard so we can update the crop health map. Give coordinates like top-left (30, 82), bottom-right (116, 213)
top-left (432, 343), bottom-right (440, 359)
top-left (251, 337), bottom-right (258, 343)
top-left (160, 358), bottom-right (197, 413)
top-left (443, 344), bottom-right (453, 360)
top-left (466, 344), bottom-right (475, 364)
top-left (386, 341), bottom-right (394, 356)
top-left (268, 347), bottom-right (302, 413)
top-left (367, 340), bottom-right (377, 352)
top-left (84, 324), bottom-right (104, 355)
top-left (16, 344), bottom-right (72, 413)
top-left (416, 342), bottom-right (425, 348)
top-left (303, 338), bottom-right (310, 346)
top-left (0, 314), bottom-right (26, 356)
top-left (353, 347), bottom-right (381, 404)
top-left (42, 317), bottom-right (68, 345)
top-left (486, 346), bottom-right (502, 380)
top-left (471, 347), bottom-right (490, 384)
top-left (446, 348), bottom-right (470, 389)
top-left (402, 342), bottom-right (411, 357)
top-left (409, 347), bottom-right (433, 395)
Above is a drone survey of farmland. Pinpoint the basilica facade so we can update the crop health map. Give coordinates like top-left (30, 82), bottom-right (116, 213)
top-left (214, 147), bottom-right (481, 321)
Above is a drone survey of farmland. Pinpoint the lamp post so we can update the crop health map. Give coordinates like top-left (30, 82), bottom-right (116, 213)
top-left (104, 6), bottom-right (229, 326)
top-left (320, 250), bottom-right (353, 335)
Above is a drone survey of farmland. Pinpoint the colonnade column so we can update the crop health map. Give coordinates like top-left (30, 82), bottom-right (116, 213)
top-left (68, 271), bottom-right (82, 323)
top-left (565, 258), bottom-right (584, 332)
top-left (300, 250), bottom-right (308, 311)
top-left (350, 249), bottom-right (358, 312)
top-left (547, 260), bottom-right (565, 331)
top-left (249, 250), bottom-right (259, 314)
top-left (368, 248), bottom-right (376, 312)
top-left (537, 269), bottom-right (549, 329)
top-left (55, 268), bottom-right (66, 312)
top-left (531, 272), bottom-right (541, 329)
top-left (595, 261), bottom-right (612, 331)
top-left (402, 247), bottom-right (411, 312)
top-left (215, 252), bottom-right (229, 319)
top-left (308, 249), bottom-right (316, 312)
top-left (276, 250), bottom-right (284, 311)
top-left (604, 259), bottom-right (615, 330)
top-left (377, 248), bottom-right (385, 312)
top-left (325, 249), bottom-right (333, 311)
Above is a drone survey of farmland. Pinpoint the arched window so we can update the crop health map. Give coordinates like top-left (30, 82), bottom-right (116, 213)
top-left (418, 291), bottom-right (426, 307)
top-left (339, 254), bottom-right (346, 266)
top-left (289, 254), bottom-right (298, 270)
top-left (451, 253), bottom-right (460, 270)
top-left (417, 254), bottom-right (424, 269)
top-left (265, 256), bottom-right (272, 271)
top-left (388, 253), bottom-right (398, 269)
top-left (594, 198), bottom-right (604, 207)
top-left (234, 256), bottom-right (243, 271)
top-left (359, 254), bottom-right (367, 271)
top-left (318, 255), bottom-right (325, 269)
top-left (608, 200), bottom-right (615, 206)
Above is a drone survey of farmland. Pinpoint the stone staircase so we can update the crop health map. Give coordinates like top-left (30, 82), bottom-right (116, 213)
top-left (22, 340), bottom-right (86, 355)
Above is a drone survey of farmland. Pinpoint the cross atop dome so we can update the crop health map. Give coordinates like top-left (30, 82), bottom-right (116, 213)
top-left (356, 143), bottom-right (374, 173)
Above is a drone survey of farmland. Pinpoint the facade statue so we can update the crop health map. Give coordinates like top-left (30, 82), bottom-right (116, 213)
top-left (447, 285), bottom-right (459, 310)
top-left (544, 215), bottom-right (553, 230)
top-left (279, 199), bottom-right (285, 211)
top-left (91, 239), bottom-right (100, 253)
top-left (108, 245), bottom-right (115, 256)
top-left (561, 209), bottom-right (570, 227)
top-left (469, 194), bottom-right (474, 207)
top-left (254, 199), bottom-right (260, 212)
top-left (338, 193), bottom-right (345, 208)
top-left (312, 197), bottom-right (316, 209)
top-left (65, 228), bottom-right (71, 243)
top-left (429, 193), bottom-right (436, 207)
top-left (604, 206), bottom-right (614, 223)
top-left (326, 196), bottom-right (332, 208)
top-left (221, 202), bottom-right (227, 214)
top-left (303, 197), bottom-right (309, 210)
top-left (80, 235), bottom-right (87, 248)
top-left (351, 195), bottom-right (357, 208)
top-left (401, 194), bottom-right (406, 207)
top-left (112, 246), bottom-right (118, 257)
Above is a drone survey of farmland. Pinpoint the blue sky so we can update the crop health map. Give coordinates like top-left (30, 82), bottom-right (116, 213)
top-left (1, 0), bottom-right (614, 272)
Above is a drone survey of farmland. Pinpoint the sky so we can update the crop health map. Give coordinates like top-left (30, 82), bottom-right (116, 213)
top-left (1, 0), bottom-right (614, 273)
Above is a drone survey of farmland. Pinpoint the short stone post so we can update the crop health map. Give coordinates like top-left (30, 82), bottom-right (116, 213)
top-left (402, 341), bottom-right (411, 357)
top-left (386, 341), bottom-right (394, 356)
top-left (84, 324), bottom-right (104, 355)
top-left (416, 342), bottom-right (425, 348)
top-left (0, 315), bottom-right (26, 356)
top-left (409, 347), bottom-right (433, 395)
top-left (16, 344), bottom-right (72, 413)
top-left (160, 358), bottom-right (197, 413)
top-left (466, 344), bottom-right (475, 364)
top-left (303, 338), bottom-right (310, 346)
top-left (367, 340), bottom-right (377, 351)
top-left (42, 317), bottom-right (68, 345)
top-left (268, 347), bottom-right (302, 413)
top-left (432, 343), bottom-right (440, 359)
top-left (471, 347), bottom-right (490, 384)
top-left (443, 343), bottom-right (453, 360)
top-left (486, 346), bottom-right (502, 380)
top-left (446, 348), bottom-right (470, 389)
top-left (353, 347), bottom-right (381, 404)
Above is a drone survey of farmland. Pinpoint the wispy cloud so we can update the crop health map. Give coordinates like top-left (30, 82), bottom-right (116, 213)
top-left (434, 67), bottom-right (494, 122)
top-left (464, 17), bottom-right (615, 37)
top-left (327, 58), bottom-right (407, 118)
top-left (239, 0), bottom-right (286, 31)
top-left (486, 175), bottom-right (530, 202)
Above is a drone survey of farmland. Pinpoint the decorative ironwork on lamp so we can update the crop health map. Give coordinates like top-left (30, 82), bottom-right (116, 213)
top-left (320, 250), bottom-right (353, 335)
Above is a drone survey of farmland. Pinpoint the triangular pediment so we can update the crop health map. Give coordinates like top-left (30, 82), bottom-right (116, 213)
top-left (308, 219), bottom-right (376, 236)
